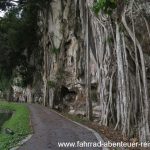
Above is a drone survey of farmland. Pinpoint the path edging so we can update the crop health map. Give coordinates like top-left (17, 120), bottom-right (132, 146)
top-left (51, 109), bottom-right (109, 150)
top-left (10, 134), bottom-right (33, 150)
top-left (10, 105), bottom-right (33, 150)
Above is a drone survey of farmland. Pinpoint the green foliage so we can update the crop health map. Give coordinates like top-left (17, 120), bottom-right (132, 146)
top-left (0, 0), bottom-right (16, 11)
top-left (0, 9), bottom-right (24, 74)
top-left (0, 0), bottom-right (49, 11)
top-left (0, 0), bottom-right (43, 87)
top-left (0, 0), bottom-right (50, 88)
top-left (0, 102), bottom-right (31, 150)
top-left (48, 80), bottom-right (56, 88)
top-left (92, 0), bottom-right (117, 15)
top-left (0, 70), bottom-right (12, 92)
top-left (50, 47), bottom-right (60, 55)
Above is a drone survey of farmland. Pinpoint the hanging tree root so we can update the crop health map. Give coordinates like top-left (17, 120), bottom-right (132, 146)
top-left (87, 0), bottom-right (150, 141)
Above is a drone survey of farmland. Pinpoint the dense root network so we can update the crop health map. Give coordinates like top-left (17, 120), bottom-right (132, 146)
top-left (87, 0), bottom-right (150, 141)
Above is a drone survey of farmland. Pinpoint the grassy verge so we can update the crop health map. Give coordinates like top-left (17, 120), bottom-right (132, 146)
top-left (0, 101), bottom-right (31, 150)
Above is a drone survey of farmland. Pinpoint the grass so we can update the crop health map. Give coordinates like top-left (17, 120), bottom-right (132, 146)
top-left (0, 101), bottom-right (31, 150)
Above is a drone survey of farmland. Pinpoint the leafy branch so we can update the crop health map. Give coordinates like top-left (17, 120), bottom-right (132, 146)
top-left (92, 0), bottom-right (117, 15)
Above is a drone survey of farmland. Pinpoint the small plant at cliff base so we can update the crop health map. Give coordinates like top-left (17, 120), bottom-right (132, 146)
top-left (90, 0), bottom-right (150, 142)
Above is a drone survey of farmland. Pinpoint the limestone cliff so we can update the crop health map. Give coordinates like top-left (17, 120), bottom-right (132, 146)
top-left (34, 0), bottom-right (150, 141)
top-left (38, 0), bottom-right (89, 108)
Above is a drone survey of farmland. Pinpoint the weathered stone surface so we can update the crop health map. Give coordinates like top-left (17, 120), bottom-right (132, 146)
top-left (37, 0), bottom-right (97, 109)
top-left (37, 0), bottom-right (150, 111)
top-left (34, 0), bottom-right (150, 141)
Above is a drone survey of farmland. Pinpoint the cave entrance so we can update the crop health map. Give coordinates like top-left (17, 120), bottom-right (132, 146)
top-left (53, 85), bottom-right (76, 111)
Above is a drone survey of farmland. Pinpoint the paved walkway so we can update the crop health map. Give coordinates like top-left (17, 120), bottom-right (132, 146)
top-left (19, 104), bottom-right (103, 150)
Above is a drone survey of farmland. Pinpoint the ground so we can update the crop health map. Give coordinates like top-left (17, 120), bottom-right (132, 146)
top-left (19, 104), bottom-right (103, 150)
top-left (0, 102), bottom-right (30, 150)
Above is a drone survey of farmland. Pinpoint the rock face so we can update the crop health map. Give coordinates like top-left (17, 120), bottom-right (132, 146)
top-left (38, 0), bottom-right (100, 109)
top-left (38, 0), bottom-right (89, 108)
top-left (35, 0), bottom-right (150, 141)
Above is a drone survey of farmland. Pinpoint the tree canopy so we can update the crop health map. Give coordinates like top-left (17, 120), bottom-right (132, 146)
top-left (0, 0), bottom-right (41, 88)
